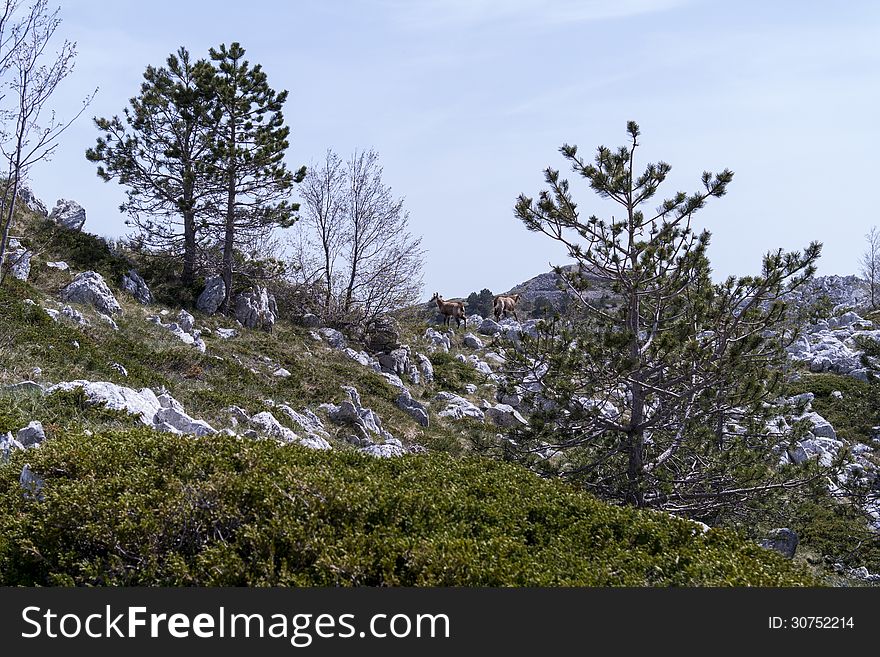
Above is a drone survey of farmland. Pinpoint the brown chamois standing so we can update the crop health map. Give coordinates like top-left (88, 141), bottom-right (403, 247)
top-left (431, 292), bottom-right (467, 328)
top-left (493, 293), bottom-right (521, 321)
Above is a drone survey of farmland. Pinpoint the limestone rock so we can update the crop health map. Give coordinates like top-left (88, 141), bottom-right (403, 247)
top-left (61, 271), bottom-right (122, 315)
top-left (121, 269), bottom-right (152, 304)
top-left (365, 315), bottom-right (401, 353)
top-left (49, 199), bottom-right (86, 231)
top-left (235, 287), bottom-right (276, 331)
top-left (197, 276), bottom-right (226, 315)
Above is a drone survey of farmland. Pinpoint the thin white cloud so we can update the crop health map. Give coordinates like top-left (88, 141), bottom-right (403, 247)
top-left (382, 0), bottom-right (692, 30)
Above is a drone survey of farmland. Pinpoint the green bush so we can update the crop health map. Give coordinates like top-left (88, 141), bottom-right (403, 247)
top-left (429, 352), bottom-right (484, 392)
top-left (0, 430), bottom-right (815, 586)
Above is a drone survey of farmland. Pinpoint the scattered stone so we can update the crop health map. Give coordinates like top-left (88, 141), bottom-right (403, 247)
top-left (197, 276), bottom-right (226, 315)
top-left (273, 367), bottom-right (291, 378)
top-left (250, 410), bottom-right (330, 450)
top-left (97, 313), bottom-right (118, 330)
top-left (464, 383), bottom-right (477, 395)
top-left (110, 362), bottom-right (128, 377)
top-left (216, 328), bottom-right (237, 339)
top-left (299, 313), bottom-right (321, 328)
top-left (49, 199), bottom-right (86, 230)
top-left (61, 305), bottom-right (88, 326)
top-left (423, 328), bottom-right (450, 352)
top-left (45, 261), bottom-right (69, 271)
top-left (3, 381), bottom-right (43, 393)
top-left (61, 271), bottom-right (122, 315)
top-left (1, 432), bottom-right (25, 462)
top-left (121, 269), bottom-right (152, 304)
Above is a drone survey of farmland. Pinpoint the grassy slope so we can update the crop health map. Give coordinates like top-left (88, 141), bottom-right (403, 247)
top-left (0, 211), bottom-right (817, 586)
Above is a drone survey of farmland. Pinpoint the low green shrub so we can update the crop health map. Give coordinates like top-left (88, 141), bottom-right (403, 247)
top-left (0, 429), bottom-right (815, 586)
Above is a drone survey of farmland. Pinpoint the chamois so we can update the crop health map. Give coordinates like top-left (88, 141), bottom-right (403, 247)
top-left (431, 292), bottom-right (467, 328)
top-left (493, 293), bottom-right (520, 321)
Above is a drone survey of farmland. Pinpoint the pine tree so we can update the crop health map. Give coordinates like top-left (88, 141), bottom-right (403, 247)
top-left (466, 288), bottom-right (495, 319)
top-left (86, 47), bottom-right (216, 285)
top-left (504, 121), bottom-right (822, 514)
top-left (203, 42), bottom-right (304, 311)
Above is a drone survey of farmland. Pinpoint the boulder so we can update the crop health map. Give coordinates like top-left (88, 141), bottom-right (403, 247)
top-left (249, 411), bottom-right (331, 450)
top-left (415, 353), bottom-right (434, 384)
top-left (196, 276), bottom-right (226, 315)
top-left (378, 347), bottom-right (410, 377)
top-left (477, 318), bottom-right (502, 336)
top-left (234, 286), bottom-right (276, 331)
top-left (463, 332), bottom-right (484, 349)
top-left (153, 394), bottom-right (216, 436)
top-left (435, 392), bottom-right (484, 421)
top-left (61, 271), bottom-right (122, 315)
top-left (121, 269), bottom-right (152, 304)
top-left (177, 309), bottom-right (195, 333)
top-left (19, 464), bottom-right (44, 501)
top-left (318, 327), bottom-right (347, 349)
top-left (17, 421), bottom-right (45, 447)
top-left (396, 389), bottom-right (429, 427)
top-left (299, 313), bottom-right (321, 328)
top-left (49, 199), bottom-right (86, 231)
top-left (1, 432), bottom-right (25, 462)
top-left (360, 443), bottom-right (408, 458)
top-left (5, 247), bottom-right (31, 281)
top-left (423, 328), bottom-right (450, 352)
top-left (484, 403), bottom-right (528, 429)
top-left (365, 315), bottom-right (402, 353)
top-left (276, 405), bottom-right (330, 444)
top-left (760, 528), bottom-right (799, 559)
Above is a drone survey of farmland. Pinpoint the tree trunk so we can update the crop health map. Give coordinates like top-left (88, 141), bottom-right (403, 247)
top-left (221, 168), bottom-right (236, 312)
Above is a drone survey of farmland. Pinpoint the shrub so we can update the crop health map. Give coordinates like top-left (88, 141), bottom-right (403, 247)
top-left (0, 430), bottom-right (815, 586)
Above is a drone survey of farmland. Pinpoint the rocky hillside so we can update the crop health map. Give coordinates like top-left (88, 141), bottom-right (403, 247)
top-left (0, 189), bottom-right (876, 585)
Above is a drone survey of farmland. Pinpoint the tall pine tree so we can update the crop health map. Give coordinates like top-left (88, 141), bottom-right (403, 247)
top-left (86, 47), bottom-right (216, 285)
top-left (204, 42), bottom-right (304, 310)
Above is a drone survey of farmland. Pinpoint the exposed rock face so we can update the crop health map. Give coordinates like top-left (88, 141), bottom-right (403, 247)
top-left (18, 184), bottom-right (48, 216)
top-left (396, 389), bottom-right (429, 427)
top-left (235, 287), bottom-right (277, 331)
top-left (365, 315), bottom-right (401, 353)
top-left (49, 199), bottom-right (86, 231)
top-left (61, 271), bottom-right (122, 315)
top-left (787, 310), bottom-right (876, 380)
top-left (197, 276), bottom-right (226, 315)
top-left (760, 528), bottom-right (799, 559)
top-left (121, 269), bottom-right (152, 304)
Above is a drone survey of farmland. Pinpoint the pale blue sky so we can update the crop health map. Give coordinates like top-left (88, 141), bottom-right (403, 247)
top-left (25, 0), bottom-right (880, 298)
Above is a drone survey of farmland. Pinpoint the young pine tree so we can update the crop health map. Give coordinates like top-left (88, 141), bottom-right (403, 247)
top-left (504, 121), bottom-right (822, 515)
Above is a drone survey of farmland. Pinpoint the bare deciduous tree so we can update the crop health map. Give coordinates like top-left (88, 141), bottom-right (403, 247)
top-left (860, 225), bottom-right (880, 309)
top-left (293, 148), bottom-right (424, 325)
top-left (0, 0), bottom-right (93, 283)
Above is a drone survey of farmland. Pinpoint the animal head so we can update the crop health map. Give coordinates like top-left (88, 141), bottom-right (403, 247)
top-left (431, 292), bottom-right (440, 302)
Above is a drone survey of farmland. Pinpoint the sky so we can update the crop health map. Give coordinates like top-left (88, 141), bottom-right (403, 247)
top-left (19, 0), bottom-right (880, 299)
